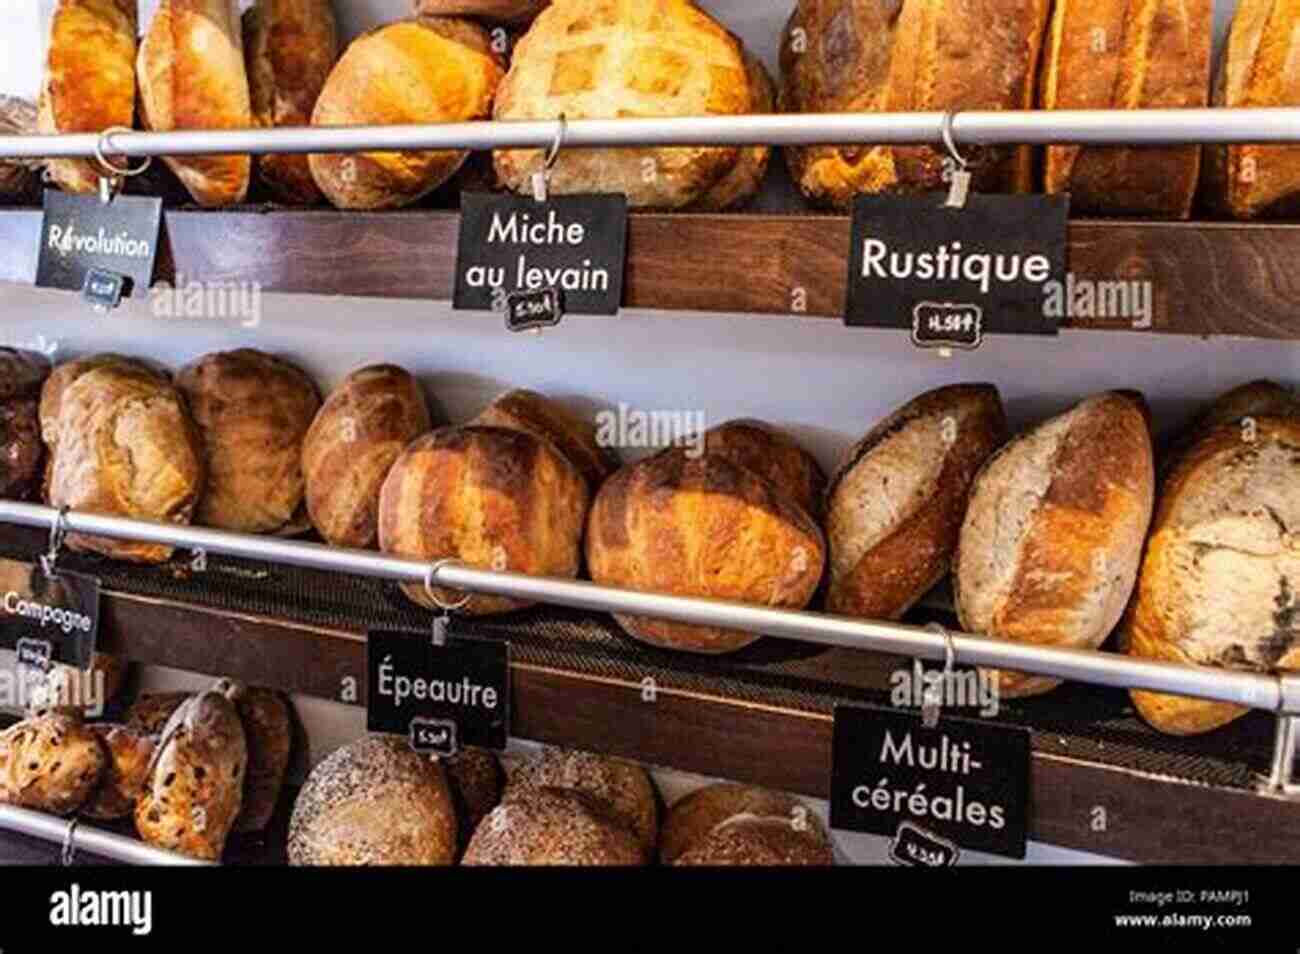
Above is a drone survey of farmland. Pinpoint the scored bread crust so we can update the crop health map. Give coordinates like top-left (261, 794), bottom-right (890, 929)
top-left (825, 384), bottom-right (1006, 622)
top-left (1207, 0), bottom-right (1300, 219)
top-left (1125, 417), bottom-right (1300, 735)
top-left (689, 50), bottom-right (776, 211)
top-left (955, 393), bottom-right (1155, 698)
top-left (781, 0), bottom-right (1051, 210)
top-left (1162, 379), bottom-right (1300, 475)
top-left (463, 786), bottom-right (646, 865)
top-left (586, 447), bottom-right (826, 654)
top-left (659, 782), bottom-right (829, 864)
top-left (138, 0), bottom-right (252, 208)
top-left (703, 418), bottom-right (826, 522)
top-left (310, 17), bottom-right (505, 210)
top-left (1040, 0), bottom-right (1211, 217)
top-left (413, 0), bottom-right (551, 24)
top-left (39, 0), bottom-right (138, 196)
top-left (493, 0), bottom-right (753, 208)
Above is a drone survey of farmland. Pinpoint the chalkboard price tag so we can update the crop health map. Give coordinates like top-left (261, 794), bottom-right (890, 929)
top-left (35, 190), bottom-right (162, 297)
top-left (367, 626), bottom-right (509, 755)
top-left (0, 558), bottom-right (100, 670)
top-left (889, 821), bottom-right (961, 867)
top-left (506, 287), bottom-right (563, 332)
top-left (845, 193), bottom-right (1068, 341)
top-left (82, 268), bottom-right (127, 313)
top-left (454, 192), bottom-right (628, 316)
top-left (830, 704), bottom-right (1030, 859)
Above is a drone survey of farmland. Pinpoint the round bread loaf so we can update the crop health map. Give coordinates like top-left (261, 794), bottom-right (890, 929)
top-left (243, 0), bottom-right (339, 204)
top-left (0, 348), bottom-right (50, 501)
top-left (1164, 380), bottom-right (1300, 474)
top-left (955, 392), bottom-right (1155, 698)
top-left (690, 50), bottom-right (776, 211)
top-left (379, 425), bottom-right (589, 616)
top-left (703, 418), bottom-right (825, 521)
top-left (493, 0), bottom-right (754, 208)
top-left (289, 736), bottom-right (457, 865)
top-left (413, 0), bottom-right (551, 24)
top-left (50, 365), bottom-right (205, 564)
top-left (310, 17), bottom-right (504, 209)
top-left (825, 385), bottom-right (1006, 622)
top-left (177, 349), bottom-right (320, 535)
top-left (124, 691), bottom-right (192, 736)
top-left (587, 447), bottom-right (825, 654)
top-left (674, 815), bottom-right (834, 866)
top-left (506, 747), bottom-right (658, 854)
top-left (1125, 417), bottom-right (1300, 735)
top-left (660, 782), bottom-right (828, 864)
top-left (221, 683), bottom-right (294, 833)
top-left (463, 786), bottom-right (645, 865)
top-left (441, 747), bottom-right (503, 851)
top-left (40, 355), bottom-right (168, 451)
top-left (0, 712), bottom-right (107, 815)
top-left (82, 724), bottom-right (156, 821)
top-left (474, 389), bottom-right (618, 493)
top-left (303, 365), bottom-right (431, 548)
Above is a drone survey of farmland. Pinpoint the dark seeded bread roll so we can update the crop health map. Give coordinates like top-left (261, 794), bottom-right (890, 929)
top-left (660, 782), bottom-right (829, 865)
top-left (463, 786), bottom-right (646, 866)
top-left (674, 815), bottom-right (834, 866)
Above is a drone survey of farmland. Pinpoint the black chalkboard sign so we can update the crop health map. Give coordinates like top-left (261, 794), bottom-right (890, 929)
top-left (0, 559), bottom-right (100, 670)
top-left (35, 190), bottom-right (162, 296)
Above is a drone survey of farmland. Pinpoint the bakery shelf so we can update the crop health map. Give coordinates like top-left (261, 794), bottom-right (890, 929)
top-left (3, 525), bottom-right (1296, 865)
top-left (3, 209), bottom-right (1300, 340)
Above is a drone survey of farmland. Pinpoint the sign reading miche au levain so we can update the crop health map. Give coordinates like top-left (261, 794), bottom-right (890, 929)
top-left (454, 193), bottom-right (628, 316)
top-left (0, 558), bottom-right (99, 670)
top-left (845, 193), bottom-right (1068, 342)
top-left (35, 190), bottom-right (163, 296)
top-left (367, 627), bottom-right (509, 756)
top-left (830, 704), bottom-right (1030, 859)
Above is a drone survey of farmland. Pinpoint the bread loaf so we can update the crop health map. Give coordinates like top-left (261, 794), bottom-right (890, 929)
top-left (135, 687), bottom-right (247, 861)
top-left (288, 736), bottom-right (457, 865)
top-left (243, 0), bottom-right (339, 204)
top-left (826, 385), bottom-right (1006, 622)
top-left (0, 712), bottom-right (106, 815)
top-left (955, 392), bottom-right (1155, 698)
top-left (463, 786), bottom-right (645, 865)
top-left (473, 389), bottom-right (618, 493)
top-left (674, 815), bottom-right (834, 866)
top-left (303, 365), bottom-right (431, 548)
top-left (660, 782), bottom-right (829, 865)
top-left (310, 18), bottom-right (504, 209)
top-left (506, 747), bottom-right (658, 854)
top-left (81, 724), bottom-right (156, 821)
top-left (379, 425), bottom-right (589, 616)
top-left (586, 447), bottom-right (825, 654)
top-left (703, 418), bottom-right (826, 521)
top-left (0, 349), bottom-right (50, 501)
top-left (221, 683), bottom-right (293, 833)
top-left (50, 365), bottom-right (205, 564)
top-left (1207, 0), bottom-right (1300, 219)
top-left (177, 349), bottom-right (320, 534)
top-left (38, 0), bottom-right (138, 196)
top-left (413, 0), bottom-right (551, 24)
top-left (690, 50), bottom-right (776, 211)
top-left (1124, 417), bottom-right (1300, 735)
top-left (1040, 0), bottom-right (1211, 217)
top-left (0, 97), bottom-right (39, 201)
top-left (781, 0), bottom-right (1051, 209)
top-left (125, 691), bottom-right (192, 736)
top-left (441, 747), bottom-right (503, 851)
top-left (492, 0), bottom-right (756, 209)
top-left (138, 0), bottom-right (252, 207)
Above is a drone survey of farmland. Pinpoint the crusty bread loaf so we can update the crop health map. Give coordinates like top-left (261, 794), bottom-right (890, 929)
top-left (955, 392), bottom-right (1155, 698)
top-left (0, 712), bottom-right (107, 815)
top-left (493, 0), bottom-right (755, 209)
top-left (473, 389), bottom-right (618, 493)
top-left (413, 0), bottom-right (551, 24)
top-left (379, 425), bottom-right (589, 616)
top-left (1162, 380), bottom-right (1299, 478)
top-left (124, 692), bottom-right (192, 736)
top-left (135, 687), bottom-right (247, 861)
top-left (660, 782), bottom-right (829, 865)
top-left (310, 17), bottom-right (504, 210)
top-left (0, 349), bottom-right (50, 501)
top-left (50, 365), bottom-right (205, 564)
top-left (1207, 0), bottom-right (1300, 219)
top-left (243, 0), bottom-right (339, 204)
top-left (441, 747), bottom-right (503, 852)
top-left (704, 418), bottom-right (826, 521)
top-left (1040, 0), bottom-right (1211, 217)
top-left (690, 50), bottom-right (776, 211)
top-left (826, 385), bottom-right (1006, 622)
top-left (221, 683), bottom-right (293, 833)
top-left (177, 349), bottom-right (320, 535)
top-left (781, 0), bottom-right (1051, 209)
top-left (288, 736), bottom-right (457, 865)
top-left (0, 96), bottom-right (39, 201)
top-left (674, 815), bottom-right (834, 866)
top-left (463, 786), bottom-right (645, 865)
top-left (82, 724), bottom-right (156, 821)
top-left (587, 447), bottom-right (826, 654)
top-left (506, 747), bottom-right (658, 854)
top-left (38, 0), bottom-right (138, 196)
top-left (138, 0), bottom-right (253, 207)
top-left (30, 653), bottom-right (128, 718)
top-left (303, 365), bottom-right (431, 548)
top-left (1125, 417), bottom-right (1300, 735)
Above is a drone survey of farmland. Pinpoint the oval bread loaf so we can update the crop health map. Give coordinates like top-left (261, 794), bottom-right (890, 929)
top-left (674, 815), bottom-right (834, 866)
top-left (0, 348), bottom-right (50, 501)
top-left (82, 724), bottom-right (157, 821)
top-left (660, 782), bottom-right (829, 865)
top-left (220, 682), bottom-right (293, 833)
top-left (473, 389), bottom-right (619, 493)
top-left (1164, 380), bottom-right (1300, 474)
top-left (703, 418), bottom-right (826, 521)
top-left (463, 786), bottom-right (645, 866)
top-left (0, 712), bottom-right (107, 815)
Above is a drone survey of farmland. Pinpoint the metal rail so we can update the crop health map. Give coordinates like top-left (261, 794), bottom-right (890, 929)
top-left (1, 501), bottom-right (1296, 717)
top-left (1, 109), bottom-right (1299, 161)
top-left (0, 805), bottom-right (213, 867)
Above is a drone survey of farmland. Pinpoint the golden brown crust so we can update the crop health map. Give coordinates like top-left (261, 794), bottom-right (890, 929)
top-left (379, 425), bottom-right (589, 616)
top-left (586, 447), bottom-right (826, 654)
top-left (243, 0), bottom-right (339, 204)
top-left (690, 50), bottom-right (776, 211)
top-left (413, 0), bottom-right (551, 24)
top-left (660, 782), bottom-right (829, 864)
top-left (82, 724), bottom-right (156, 821)
top-left (40, 355), bottom-right (168, 455)
top-left (705, 419), bottom-right (827, 523)
top-left (303, 365), bottom-right (431, 548)
top-left (472, 389), bottom-right (619, 493)
top-left (1041, 0), bottom-right (1211, 217)
top-left (124, 692), bottom-right (192, 736)
top-left (0, 712), bottom-right (107, 815)
top-left (138, 0), bottom-right (252, 207)
top-left (463, 786), bottom-right (646, 865)
top-left (310, 18), bottom-right (504, 210)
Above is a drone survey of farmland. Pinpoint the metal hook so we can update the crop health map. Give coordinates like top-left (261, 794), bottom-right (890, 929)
top-left (61, 818), bottom-right (78, 867)
top-left (40, 506), bottom-right (69, 579)
top-left (424, 558), bottom-right (472, 619)
top-left (532, 114), bottom-right (566, 202)
top-left (921, 623), bottom-right (958, 728)
top-left (93, 126), bottom-right (152, 204)
top-left (940, 111), bottom-right (972, 210)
